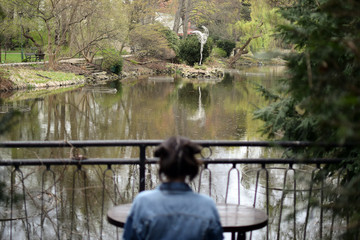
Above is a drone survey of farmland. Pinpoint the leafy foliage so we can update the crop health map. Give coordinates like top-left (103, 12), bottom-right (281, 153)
top-left (228, 0), bottom-right (285, 52)
top-left (101, 49), bottom-right (123, 74)
top-left (254, 0), bottom-right (360, 237)
top-left (178, 35), bottom-right (213, 66)
top-left (212, 47), bottom-right (227, 58)
top-left (216, 39), bottom-right (236, 57)
top-left (129, 23), bottom-right (176, 60)
top-left (159, 26), bottom-right (180, 56)
top-left (191, 0), bottom-right (251, 40)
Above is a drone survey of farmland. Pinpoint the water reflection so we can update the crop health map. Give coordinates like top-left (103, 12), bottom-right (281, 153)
top-left (1, 66), bottom-right (283, 145)
top-left (0, 66), bottom-right (295, 239)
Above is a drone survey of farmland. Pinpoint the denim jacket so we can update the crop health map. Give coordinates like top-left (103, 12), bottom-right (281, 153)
top-left (123, 182), bottom-right (223, 240)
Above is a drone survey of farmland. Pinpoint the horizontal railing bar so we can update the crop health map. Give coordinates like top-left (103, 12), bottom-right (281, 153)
top-left (0, 158), bottom-right (345, 166)
top-left (0, 140), bottom-right (358, 148)
top-left (196, 141), bottom-right (358, 148)
top-left (0, 158), bottom-right (141, 166)
top-left (0, 140), bottom-right (162, 148)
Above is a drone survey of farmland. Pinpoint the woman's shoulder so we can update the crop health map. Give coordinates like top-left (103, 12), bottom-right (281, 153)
top-left (192, 191), bottom-right (215, 202)
top-left (132, 188), bottom-right (169, 208)
top-left (134, 188), bottom-right (161, 201)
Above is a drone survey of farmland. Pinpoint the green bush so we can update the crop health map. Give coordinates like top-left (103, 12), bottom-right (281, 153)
top-left (159, 26), bottom-right (180, 55)
top-left (101, 49), bottom-right (123, 74)
top-left (212, 47), bottom-right (227, 58)
top-left (216, 39), bottom-right (236, 57)
top-left (179, 36), bottom-right (213, 66)
top-left (129, 24), bottom-right (176, 60)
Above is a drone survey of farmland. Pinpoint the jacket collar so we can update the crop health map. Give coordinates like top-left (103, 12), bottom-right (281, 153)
top-left (159, 182), bottom-right (192, 192)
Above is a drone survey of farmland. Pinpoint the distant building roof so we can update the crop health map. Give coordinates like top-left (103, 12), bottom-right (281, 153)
top-left (155, 12), bottom-right (195, 35)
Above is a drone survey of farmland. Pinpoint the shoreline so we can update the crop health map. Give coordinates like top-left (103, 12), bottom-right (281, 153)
top-left (0, 55), bottom-right (286, 93)
top-left (0, 62), bottom-right (118, 92)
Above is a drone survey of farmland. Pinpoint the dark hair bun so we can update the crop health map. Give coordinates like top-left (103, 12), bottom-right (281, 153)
top-left (155, 136), bottom-right (202, 181)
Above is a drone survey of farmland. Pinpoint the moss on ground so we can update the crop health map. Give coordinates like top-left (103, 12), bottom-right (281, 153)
top-left (0, 67), bottom-right (85, 90)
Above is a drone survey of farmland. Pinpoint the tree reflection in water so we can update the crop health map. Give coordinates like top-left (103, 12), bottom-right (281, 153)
top-left (0, 66), bottom-right (310, 239)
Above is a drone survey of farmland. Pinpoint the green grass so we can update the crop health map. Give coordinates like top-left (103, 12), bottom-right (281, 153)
top-left (0, 53), bottom-right (22, 63)
top-left (1, 52), bottom-right (49, 63)
top-left (1, 67), bottom-right (85, 90)
top-left (130, 59), bottom-right (139, 65)
top-left (32, 71), bottom-right (80, 82)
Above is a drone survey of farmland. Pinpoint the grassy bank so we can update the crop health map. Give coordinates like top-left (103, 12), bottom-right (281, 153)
top-left (1, 52), bottom-right (49, 64)
top-left (2, 85), bottom-right (82, 101)
top-left (0, 53), bottom-right (22, 63)
top-left (0, 66), bottom-right (85, 91)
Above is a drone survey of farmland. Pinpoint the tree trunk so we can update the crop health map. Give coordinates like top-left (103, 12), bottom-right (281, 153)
top-left (47, 22), bottom-right (56, 69)
top-left (182, 0), bottom-right (191, 39)
top-left (173, 0), bottom-right (184, 34)
top-left (22, 26), bottom-right (41, 50)
top-left (48, 54), bottom-right (56, 69)
top-left (228, 35), bottom-right (261, 68)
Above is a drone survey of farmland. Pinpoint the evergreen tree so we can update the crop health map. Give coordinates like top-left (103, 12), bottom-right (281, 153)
top-left (254, 0), bottom-right (360, 237)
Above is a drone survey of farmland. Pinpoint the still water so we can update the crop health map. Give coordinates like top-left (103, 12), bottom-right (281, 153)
top-left (0, 66), bottom-right (283, 143)
top-left (0, 66), bottom-right (301, 239)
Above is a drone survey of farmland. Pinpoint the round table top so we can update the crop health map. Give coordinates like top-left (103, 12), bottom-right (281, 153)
top-left (107, 203), bottom-right (268, 233)
top-left (216, 204), bottom-right (268, 232)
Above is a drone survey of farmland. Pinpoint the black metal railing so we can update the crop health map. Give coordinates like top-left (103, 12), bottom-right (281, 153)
top-left (0, 140), bottom-right (351, 240)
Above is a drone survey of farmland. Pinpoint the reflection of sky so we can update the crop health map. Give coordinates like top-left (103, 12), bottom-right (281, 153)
top-left (197, 146), bottom-right (269, 240)
top-left (200, 146), bottom-right (265, 204)
top-left (1, 67), bottom-right (285, 144)
top-left (3, 66), bottom-right (326, 239)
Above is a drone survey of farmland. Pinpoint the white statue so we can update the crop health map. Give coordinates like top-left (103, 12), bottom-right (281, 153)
top-left (191, 26), bottom-right (209, 65)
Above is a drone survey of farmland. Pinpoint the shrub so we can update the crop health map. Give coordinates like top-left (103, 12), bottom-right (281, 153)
top-left (101, 49), bottom-right (123, 74)
top-left (179, 36), bottom-right (213, 66)
top-left (129, 24), bottom-right (176, 60)
top-left (216, 39), bottom-right (236, 57)
top-left (212, 47), bottom-right (227, 58)
top-left (159, 26), bottom-right (180, 56)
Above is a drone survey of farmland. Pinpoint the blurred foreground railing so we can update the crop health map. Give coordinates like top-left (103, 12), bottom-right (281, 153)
top-left (0, 140), bottom-right (352, 239)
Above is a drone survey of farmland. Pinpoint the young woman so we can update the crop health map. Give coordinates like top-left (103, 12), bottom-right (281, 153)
top-left (123, 136), bottom-right (223, 240)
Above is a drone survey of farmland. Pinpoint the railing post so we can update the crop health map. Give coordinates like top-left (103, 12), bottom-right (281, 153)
top-left (139, 145), bottom-right (146, 192)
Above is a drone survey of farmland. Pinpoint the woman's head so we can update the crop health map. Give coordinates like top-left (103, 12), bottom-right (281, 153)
top-left (154, 136), bottom-right (202, 182)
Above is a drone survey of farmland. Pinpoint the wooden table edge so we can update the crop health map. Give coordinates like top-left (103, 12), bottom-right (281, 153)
top-left (107, 215), bottom-right (125, 228)
top-left (107, 203), bottom-right (268, 233)
top-left (222, 219), bottom-right (268, 232)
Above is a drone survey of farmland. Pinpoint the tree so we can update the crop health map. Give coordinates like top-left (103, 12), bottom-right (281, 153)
top-left (191, 0), bottom-right (251, 41)
top-left (69, 0), bottom-right (127, 62)
top-left (227, 0), bottom-right (285, 66)
top-left (0, 5), bottom-right (5, 62)
top-left (120, 0), bottom-right (160, 53)
top-left (255, 0), bottom-right (360, 143)
top-left (129, 23), bottom-right (177, 60)
top-left (0, 2), bottom-right (19, 62)
top-left (254, 0), bottom-right (360, 237)
top-left (9, 0), bottom-right (98, 69)
top-left (173, 0), bottom-right (193, 38)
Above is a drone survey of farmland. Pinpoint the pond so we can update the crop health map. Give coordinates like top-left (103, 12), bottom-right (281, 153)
top-left (1, 66), bottom-right (307, 240)
top-left (0, 66), bottom-right (284, 143)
